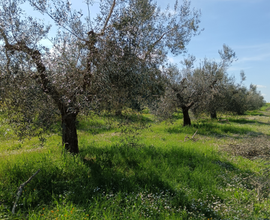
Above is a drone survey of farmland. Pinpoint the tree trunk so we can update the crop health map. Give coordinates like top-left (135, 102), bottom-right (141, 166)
top-left (182, 106), bottom-right (191, 126)
top-left (210, 111), bottom-right (217, 119)
top-left (62, 113), bottom-right (79, 154)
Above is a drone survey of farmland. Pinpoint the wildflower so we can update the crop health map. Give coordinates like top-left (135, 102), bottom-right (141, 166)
top-left (51, 210), bottom-right (54, 213)
top-left (43, 208), bottom-right (45, 210)
top-left (71, 211), bottom-right (73, 214)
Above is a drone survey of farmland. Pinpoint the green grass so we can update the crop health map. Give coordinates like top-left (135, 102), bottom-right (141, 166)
top-left (244, 103), bottom-right (270, 116)
top-left (258, 103), bottom-right (270, 112)
top-left (0, 107), bottom-right (270, 219)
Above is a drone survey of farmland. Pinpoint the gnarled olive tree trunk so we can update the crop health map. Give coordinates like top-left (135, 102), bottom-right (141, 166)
top-left (210, 111), bottom-right (217, 119)
top-left (182, 106), bottom-right (191, 126)
top-left (61, 111), bottom-right (79, 154)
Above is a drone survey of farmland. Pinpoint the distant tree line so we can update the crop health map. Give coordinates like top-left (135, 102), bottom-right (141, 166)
top-left (154, 45), bottom-right (265, 126)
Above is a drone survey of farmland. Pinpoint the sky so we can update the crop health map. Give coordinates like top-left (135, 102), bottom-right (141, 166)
top-left (168, 0), bottom-right (270, 101)
top-left (21, 0), bottom-right (270, 101)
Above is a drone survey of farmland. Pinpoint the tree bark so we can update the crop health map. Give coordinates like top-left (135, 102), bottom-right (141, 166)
top-left (2, 30), bottom-right (82, 155)
top-left (62, 113), bottom-right (79, 154)
top-left (182, 106), bottom-right (191, 126)
top-left (210, 111), bottom-right (217, 119)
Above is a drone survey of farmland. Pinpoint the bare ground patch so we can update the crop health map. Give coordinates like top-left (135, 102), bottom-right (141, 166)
top-left (219, 135), bottom-right (270, 160)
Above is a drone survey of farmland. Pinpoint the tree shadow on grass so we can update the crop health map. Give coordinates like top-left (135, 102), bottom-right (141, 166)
top-left (1, 143), bottom-right (246, 219)
top-left (75, 144), bottom-right (233, 219)
top-left (227, 118), bottom-right (270, 126)
top-left (167, 120), bottom-right (265, 138)
top-left (244, 111), bottom-right (266, 117)
top-left (3, 141), bottom-right (264, 219)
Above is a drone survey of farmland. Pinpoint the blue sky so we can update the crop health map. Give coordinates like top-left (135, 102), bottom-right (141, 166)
top-left (22, 0), bottom-right (270, 101)
top-left (170, 0), bottom-right (270, 101)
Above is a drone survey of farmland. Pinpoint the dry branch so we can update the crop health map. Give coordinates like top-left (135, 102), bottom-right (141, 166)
top-left (12, 169), bottom-right (41, 214)
top-left (184, 130), bottom-right (198, 142)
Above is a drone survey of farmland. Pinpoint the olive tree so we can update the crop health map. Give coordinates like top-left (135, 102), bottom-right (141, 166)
top-left (157, 45), bottom-right (236, 126)
top-left (224, 83), bottom-right (265, 115)
top-left (246, 84), bottom-right (265, 110)
top-left (192, 70), bottom-right (239, 119)
top-left (189, 68), bottom-right (265, 118)
top-left (203, 71), bottom-right (265, 117)
top-left (0, 0), bottom-right (201, 153)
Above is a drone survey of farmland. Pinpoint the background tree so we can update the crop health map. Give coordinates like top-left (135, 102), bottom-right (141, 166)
top-left (158, 45), bottom-right (236, 126)
top-left (0, 0), bottom-right (201, 153)
top-left (203, 70), bottom-right (265, 117)
top-left (224, 82), bottom-right (265, 115)
top-left (246, 84), bottom-right (265, 110)
top-left (192, 69), bottom-right (239, 119)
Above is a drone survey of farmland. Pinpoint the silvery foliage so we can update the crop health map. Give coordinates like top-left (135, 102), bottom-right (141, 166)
top-left (246, 84), bottom-right (265, 111)
top-left (155, 45), bottom-right (238, 123)
top-left (225, 81), bottom-right (265, 115)
top-left (194, 69), bottom-right (265, 117)
top-left (0, 0), bottom-right (201, 147)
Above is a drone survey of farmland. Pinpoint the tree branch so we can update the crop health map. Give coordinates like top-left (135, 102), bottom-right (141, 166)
top-left (2, 35), bottom-right (65, 112)
top-left (144, 27), bottom-right (177, 61)
top-left (29, 1), bottom-right (87, 42)
top-left (0, 28), bottom-right (11, 75)
top-left (12, 169), bottom-right (41, 214)
top-left (101, 0), bottom-right (116, 34)
top-left (184, 130), bottom-right (198, 142)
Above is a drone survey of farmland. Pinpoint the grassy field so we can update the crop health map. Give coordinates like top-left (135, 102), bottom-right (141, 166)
top-left (0, 105), bottom-right (270, 219)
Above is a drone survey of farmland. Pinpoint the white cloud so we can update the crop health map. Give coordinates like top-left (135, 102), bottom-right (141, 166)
top-left (238, 53), bottom-right (270, 63)
top-left (228, 66), bottom-right (253, 72)
top-left (256, 85), bottom-right (266, 88)
top-left (233, 43), bottom-right (270, 50)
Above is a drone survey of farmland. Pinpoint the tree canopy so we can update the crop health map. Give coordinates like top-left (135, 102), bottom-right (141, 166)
top-left (0, 0), bottom-right (202, 153)
top-left (156, 44), bottom-right (265, 126)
